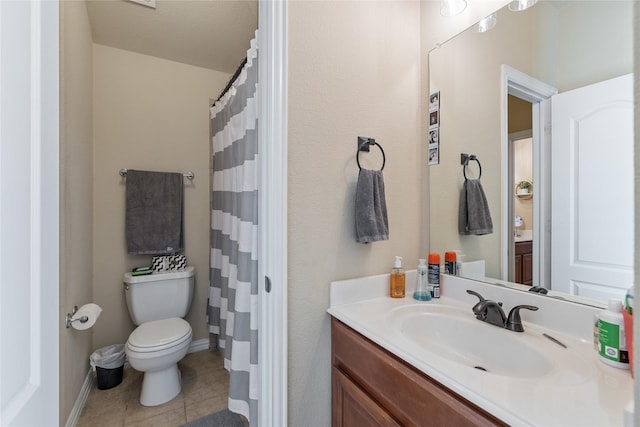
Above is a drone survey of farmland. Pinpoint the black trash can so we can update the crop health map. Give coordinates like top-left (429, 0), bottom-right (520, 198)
top-left (90, 344), bottom-right (126, 390)
top-left (95, 365), bottom-right (124, 390)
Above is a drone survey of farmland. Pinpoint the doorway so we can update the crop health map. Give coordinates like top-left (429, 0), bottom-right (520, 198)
top-left (501, 65), bottom-right (557, 288)
top-left (507, 95), bottom-right (533, 285)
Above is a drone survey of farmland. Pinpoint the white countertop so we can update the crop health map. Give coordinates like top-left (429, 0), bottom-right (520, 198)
top-left (515, 229), bottom-right (533, 242)
top-left (328, 273), bottom-right (633, 426)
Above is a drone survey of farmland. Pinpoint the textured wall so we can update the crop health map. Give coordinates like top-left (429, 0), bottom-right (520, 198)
top-left (92, 44), bottom-right (229, 349)
top-left (59, 2), bottom-right (94, 424)
top-left (287, 2), bottom-right (422, 425)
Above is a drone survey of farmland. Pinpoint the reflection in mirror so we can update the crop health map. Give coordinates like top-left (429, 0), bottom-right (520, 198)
top-left (428, 0), bottom-right (633, 305)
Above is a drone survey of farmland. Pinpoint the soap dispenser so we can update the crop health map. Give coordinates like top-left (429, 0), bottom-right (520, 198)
top-left (390, 256), bottom-right (406, 298)
top-left (413, 259), bottom-right (431, 301)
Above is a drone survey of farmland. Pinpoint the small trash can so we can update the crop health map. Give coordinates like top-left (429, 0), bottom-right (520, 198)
top-left (90, 344), bottom-right (126, 390)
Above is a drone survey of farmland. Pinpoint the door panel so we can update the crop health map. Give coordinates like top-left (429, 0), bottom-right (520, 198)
top-left (0, 1), bottom-right (59, 425)
top-left (551, 74), bottom-right (633, 300)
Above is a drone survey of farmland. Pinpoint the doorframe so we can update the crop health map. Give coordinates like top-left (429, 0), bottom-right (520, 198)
top-left (507, 129), bottom-right (532, 282)
top-left (500, 65), bottom-right (556, 288)
top-left (257, 1), bottom-right (288, 426)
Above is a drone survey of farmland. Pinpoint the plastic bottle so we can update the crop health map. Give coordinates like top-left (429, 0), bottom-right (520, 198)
top-left (390, 256), bottom-right (406, 298)
top-left (413, 259), bottom-right (431, 301)
top-left (625, 286), bottom-right (634, 315)
top-left (454, 250), bottom-right (464, 276)
top-left (428, 253), bottom-right (440, 298)
top-left (444, 251), bottom-right (457, 275)
top-left (598, 299), bottom-right (629, 369)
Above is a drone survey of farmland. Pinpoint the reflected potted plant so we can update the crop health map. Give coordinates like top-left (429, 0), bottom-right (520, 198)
top-left (516, 180), bottom-right (531, 195)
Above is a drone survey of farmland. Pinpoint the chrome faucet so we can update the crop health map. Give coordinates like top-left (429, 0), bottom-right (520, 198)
top-left (466, 290), bottom-right (538, 332)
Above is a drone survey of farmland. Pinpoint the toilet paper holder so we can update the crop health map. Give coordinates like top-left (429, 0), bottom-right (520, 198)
top-left (65, 305), bottom-right (89, 329)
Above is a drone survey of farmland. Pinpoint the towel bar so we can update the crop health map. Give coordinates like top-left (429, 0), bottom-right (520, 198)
top-left (119, 169), bottom-right (195, 181)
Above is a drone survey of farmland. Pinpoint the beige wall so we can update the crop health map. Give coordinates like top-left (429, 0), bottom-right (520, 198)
top-left (59, 1), bottom-right (94, 424)
top-left (287, 1), bottom-right (422, 424)
top-left (514, 138), bottom-right (533, 229)
top-left (92, 44), bottom-right (229, 349)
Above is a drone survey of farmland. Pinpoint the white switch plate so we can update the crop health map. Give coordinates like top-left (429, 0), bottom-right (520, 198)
top-left (129, 0), bottom-right (156, 9)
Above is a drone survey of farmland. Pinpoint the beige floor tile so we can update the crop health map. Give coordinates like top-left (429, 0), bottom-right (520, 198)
top-left (78, 349), bottom-right (229, 427)
top-left (182, 368), bottom-right (229, 405)
top-left (124, 406), bottom-right (186, 427)
top-left (184, 395), bottom-right (229, 422)
top-left (124, 394), bottom-right (185, 425)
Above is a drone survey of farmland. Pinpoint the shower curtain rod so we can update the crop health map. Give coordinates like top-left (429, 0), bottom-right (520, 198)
top-left (119, 169), bottom-right (195, 181)
top-left (213, 57), bottom-right (248, 105)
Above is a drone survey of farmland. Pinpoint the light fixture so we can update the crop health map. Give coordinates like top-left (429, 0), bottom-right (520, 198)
top-left (476, 13), bottom-right (497, 33)
top-left (508, 0), bottom-right (538, 12)
top-left (440, 0), bottom-right (467, 17)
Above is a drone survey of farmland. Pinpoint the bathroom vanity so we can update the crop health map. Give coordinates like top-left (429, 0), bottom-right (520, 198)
top-left (328, 273), bottom-right (633, 426)
top-left (332, 317), bottom-right (505, 426)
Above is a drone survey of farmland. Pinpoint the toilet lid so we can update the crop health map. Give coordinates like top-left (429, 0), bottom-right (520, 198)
top-left (128, 318), bottom-right (191, 353)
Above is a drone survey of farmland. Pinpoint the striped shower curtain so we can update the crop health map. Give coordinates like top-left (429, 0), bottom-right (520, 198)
top-left (208, 36), bottom-right (258, 423)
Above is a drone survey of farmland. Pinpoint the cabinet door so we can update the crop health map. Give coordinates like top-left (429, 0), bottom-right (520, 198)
top-left (332, 367), bottom-right (400, 427)
top-left (522, 253), bottom-right (533, 285)
top-left (514, 253), bottom-right (523, 284)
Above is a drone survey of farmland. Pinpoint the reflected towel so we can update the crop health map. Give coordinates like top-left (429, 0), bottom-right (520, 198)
top-left (355, 169), bottom-right (389, 243)
top-left (459, 179), bottom-right (493, 235)
top-left (126, 170), bottom-right (184, 254)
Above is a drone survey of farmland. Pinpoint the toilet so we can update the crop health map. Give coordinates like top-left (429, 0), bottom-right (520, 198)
top-left (123, 266), bottom-right (195, 406)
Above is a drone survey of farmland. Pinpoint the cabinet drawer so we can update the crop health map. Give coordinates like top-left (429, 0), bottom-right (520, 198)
top-left (331, 318), bottom-right (505, 427)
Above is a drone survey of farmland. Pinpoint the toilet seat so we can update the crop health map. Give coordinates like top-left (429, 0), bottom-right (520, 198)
top-left (127, 317), bottom-right (191, 353)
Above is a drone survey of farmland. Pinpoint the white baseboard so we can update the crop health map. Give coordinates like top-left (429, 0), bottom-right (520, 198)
top-left (189, 338), bottom-right (210, 353)
top-left (64, 369), bottom-right (93, 427)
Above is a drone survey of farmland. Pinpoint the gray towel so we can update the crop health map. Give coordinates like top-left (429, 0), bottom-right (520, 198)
top-left (459, 179), bottom-right (493, 235)
top-left (355, 169), bottom-right (389, 243)
top-left (126, 170), bottom-right (184, 254)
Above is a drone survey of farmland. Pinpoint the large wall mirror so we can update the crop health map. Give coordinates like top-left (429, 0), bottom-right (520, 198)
top-left (428, 0), bottom-right (633, 305)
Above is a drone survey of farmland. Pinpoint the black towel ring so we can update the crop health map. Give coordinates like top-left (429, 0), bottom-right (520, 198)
top-left (462, 155), bottom-right (482, 180)
top-left (357, 141), bottom-right (386, 171)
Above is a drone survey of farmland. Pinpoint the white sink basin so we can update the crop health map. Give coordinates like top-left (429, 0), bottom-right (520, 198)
top-left (390, 304), bottom-right (553, 378)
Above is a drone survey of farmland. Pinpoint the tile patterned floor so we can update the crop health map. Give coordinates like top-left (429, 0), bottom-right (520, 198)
top-left (77, 348), bottom-right (239, 427)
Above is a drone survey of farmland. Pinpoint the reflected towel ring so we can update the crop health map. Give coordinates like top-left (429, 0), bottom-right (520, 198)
top-left (461, 153), bottom-right (481, 180)
top-left (357, 141), bottom-right (386, 171)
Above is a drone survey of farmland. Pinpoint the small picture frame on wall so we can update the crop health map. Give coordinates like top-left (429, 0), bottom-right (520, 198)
top-left (429, 110), bottom-right (439, 130)
top-left (429, 128), bottom-right (439, 145)
top-left (428, 143), bottom-right (439, 165)
top-left (429, 91), bottom-right (440, 111)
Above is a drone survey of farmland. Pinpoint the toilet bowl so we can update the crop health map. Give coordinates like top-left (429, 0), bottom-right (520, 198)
top-left (125, 317), bottom-right (193, 406)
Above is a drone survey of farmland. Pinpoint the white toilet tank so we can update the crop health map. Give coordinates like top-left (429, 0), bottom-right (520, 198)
top-left (124, 266), bottom-right (195, 325)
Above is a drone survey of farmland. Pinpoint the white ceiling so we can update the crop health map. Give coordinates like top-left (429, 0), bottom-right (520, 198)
top-left (85, 0), bottom-right (258, 74)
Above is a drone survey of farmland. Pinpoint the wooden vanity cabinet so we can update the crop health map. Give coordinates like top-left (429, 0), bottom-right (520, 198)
top-left (331, 318), bottom-right (506, 427)
top-left (514, 241), bottom-right (533, 286)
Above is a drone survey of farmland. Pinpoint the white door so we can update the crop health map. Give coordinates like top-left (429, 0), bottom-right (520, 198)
top-left (551, 74), bottom-right (633, 301)
top-left (0, 1), bottom-right (59, 425)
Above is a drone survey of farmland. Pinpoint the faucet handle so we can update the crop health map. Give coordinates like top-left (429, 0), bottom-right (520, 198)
top-left (466, 290), bottom-right (486, 314)
top-left (506, 305), bottom-right (539, 332)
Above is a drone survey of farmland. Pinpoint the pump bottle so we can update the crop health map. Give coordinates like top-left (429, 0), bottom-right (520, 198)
top-left (390, 256), bottom-right (406, 298)
top-left (414, 259), bottom-right (431, 301)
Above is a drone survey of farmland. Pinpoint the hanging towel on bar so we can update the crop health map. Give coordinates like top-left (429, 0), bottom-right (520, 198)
top-left (126, 170), bottom-right (184, 254)
top-left (355, 169), bottom-right (389, 243)
top-left (458, 178), bottom-right (493, 235)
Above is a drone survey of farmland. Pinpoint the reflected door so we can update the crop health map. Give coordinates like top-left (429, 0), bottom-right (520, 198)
top-left (551, 74), bottom-right (633, 300)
